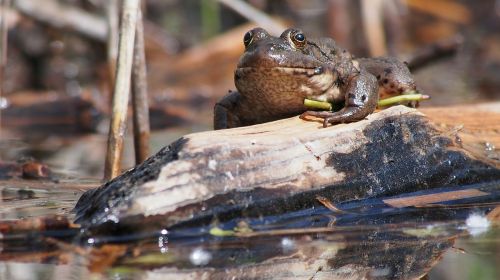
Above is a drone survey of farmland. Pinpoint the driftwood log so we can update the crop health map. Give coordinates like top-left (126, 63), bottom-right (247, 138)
top-left (74, 104), bottom-right (500, 232)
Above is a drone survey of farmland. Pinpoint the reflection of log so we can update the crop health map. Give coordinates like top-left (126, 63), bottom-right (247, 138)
top-left (103, 222), bottom-right (455, 279)
top-left (74, 104), bottom-right (500, 230)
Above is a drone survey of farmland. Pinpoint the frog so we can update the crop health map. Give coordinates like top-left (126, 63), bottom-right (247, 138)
top-left (214, 27), bottom-right (417, 129)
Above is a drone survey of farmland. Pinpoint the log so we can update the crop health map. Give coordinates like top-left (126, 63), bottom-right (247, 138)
top-left (74, 104), bottom-right (500, 231)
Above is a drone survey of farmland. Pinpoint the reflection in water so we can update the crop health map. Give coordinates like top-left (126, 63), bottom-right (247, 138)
top-left (0, 181), bottom-right (499, 279)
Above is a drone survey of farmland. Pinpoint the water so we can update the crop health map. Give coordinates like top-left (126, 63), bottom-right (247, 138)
top-left (0, 178), bottom-right (499, 280)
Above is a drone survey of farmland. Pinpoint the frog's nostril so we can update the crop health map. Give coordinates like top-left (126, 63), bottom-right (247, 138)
top-left (234, 72), bottom-right (241, 81)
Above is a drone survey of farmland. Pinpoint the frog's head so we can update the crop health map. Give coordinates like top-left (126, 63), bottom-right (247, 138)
top-left (234, 28), bottom-right (341, 102)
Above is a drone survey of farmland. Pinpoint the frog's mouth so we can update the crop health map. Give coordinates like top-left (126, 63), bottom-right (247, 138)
top-left (236, 66), bottom-right (341, 101)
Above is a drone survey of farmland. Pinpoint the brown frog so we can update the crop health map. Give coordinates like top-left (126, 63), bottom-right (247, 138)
top-left (214, 27), bottom-right (417, 129)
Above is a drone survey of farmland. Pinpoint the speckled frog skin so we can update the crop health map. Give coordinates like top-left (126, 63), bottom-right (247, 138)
top-left (214, 27), bottom-right (417, 129)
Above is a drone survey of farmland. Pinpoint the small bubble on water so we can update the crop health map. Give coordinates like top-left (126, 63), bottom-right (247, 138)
top-left (281, 237), bottom-right (295, 252)
top-left (485, 142), bottom-right (495, 152)
top-left (189, 248), bottom-right (211, 266)
top-left (158, 235), bottom-right (168, 251)
top-left (466, 213), bottom-right (490, 236)
top-left (106, 215), bottom-right (119, 224)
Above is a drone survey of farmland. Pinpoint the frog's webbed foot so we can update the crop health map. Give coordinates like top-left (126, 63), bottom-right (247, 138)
top-left (407, 100), bottom-right (419, 108)
top-left (301, 70), bottom-right (378, 128)
top-left (301, 108), bottom-right (367, 128)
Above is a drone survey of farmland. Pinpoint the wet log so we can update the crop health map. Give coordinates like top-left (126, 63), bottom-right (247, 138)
top-left (74, 104), bottom-right (500, 231)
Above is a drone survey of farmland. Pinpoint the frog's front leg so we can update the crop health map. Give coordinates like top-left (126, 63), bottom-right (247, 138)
top-left (214, 91), bottom-right (242, 129)
top-left (301, 70), bottom-right (378, 127)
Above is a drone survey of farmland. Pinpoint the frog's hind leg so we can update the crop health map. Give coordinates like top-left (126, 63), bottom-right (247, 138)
top-left (214, 91), bottom-right (243, 129)
top-left (356, 57), bottom-right (419, 106)
top-left (301, 70), bottom-right (379, 127)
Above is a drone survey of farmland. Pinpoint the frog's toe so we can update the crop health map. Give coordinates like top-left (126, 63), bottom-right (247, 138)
top-left (407, 100), bottom-right (419, 108)
top-left (323, 116), bottom-right (343, 127)
top-left (300, 111), bottom-right (331, 119)
top-left (299, 111), bottom-right (311, 119)
top-left (323, 118), bottom-right (330, 128)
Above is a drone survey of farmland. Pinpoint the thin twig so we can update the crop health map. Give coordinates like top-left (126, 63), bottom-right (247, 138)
top-left (0, 0), bottom-right (11, 137)
top-left (131, 9), bottom-right (150, 164)
top-left (106, 0), bottom-right (119, 95)
top-left (104, 0), bottom-right (140, 180)
top-left (216, 0), bottom-right (286, 35)
top-left (304, 94), bottom-right (430, 111)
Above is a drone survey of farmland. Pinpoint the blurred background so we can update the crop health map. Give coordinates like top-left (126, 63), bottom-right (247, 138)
top-left (1, 1), bottom-right (500, 279)
top-left (1, 0), bottom-right (499, 177)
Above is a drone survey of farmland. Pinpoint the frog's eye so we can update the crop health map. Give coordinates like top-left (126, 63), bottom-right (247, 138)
top-left (294, 33), bottom-right (305, 42)
top-left (291, 31), bottom-right (306, 48)
top-left (243, 31), bottom-right (253, 47)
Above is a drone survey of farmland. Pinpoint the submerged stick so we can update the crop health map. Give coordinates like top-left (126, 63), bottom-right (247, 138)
top-left (104, 0), bottom-right (140, 180)
top-left (0, 215), bottom-right (75, 234)
top-left (131, 9), bottom-right (150, 164)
